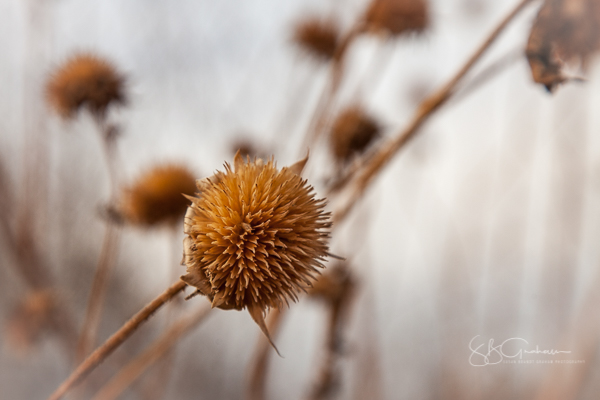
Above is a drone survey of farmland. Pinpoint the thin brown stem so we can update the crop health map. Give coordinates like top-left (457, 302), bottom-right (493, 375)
top-left (333, 0), bottom-right (536, 222)
top-left (299, 23), bottom-right (363, 155)
top-left (91, 302), bottom-right (211, 400)
top-left (246, 308), bottom-right (287, 400)
top-left (76, 116), bottom-right (123, 363)
top-left (76, 225), bottom-right (122, 362)
top-left (47, 280), bottom-right (188, 400)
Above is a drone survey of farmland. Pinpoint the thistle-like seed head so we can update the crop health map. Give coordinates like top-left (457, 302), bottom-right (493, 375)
top-left (330, 105), bottom-right (381, 164)
top-left (121, 164), bottom-right (197, 227)
top-left (181, 152), bottom-right (331, 322)
top-left (46, 53), bottom-right (126, 118)
top-left (293, 18), bottom-right (340, 61)
top-left (363, 0), bottom-right (429, 37)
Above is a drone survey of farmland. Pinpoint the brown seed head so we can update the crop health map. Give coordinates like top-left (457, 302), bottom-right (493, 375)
top-left (46, 53), bottom-right (126, 118)
top-left (330, 106), bottom-right (381, 164)
top-left (121, 164), bottom-right (197, 227)
top-left (293, 18), bottom-right (340, 61)
top-left (364, 0), bottom-right (429, 37)
top-left (526, 0), bottom-right (600, 91)
top-left (182, 152), bottom-right (331, 315)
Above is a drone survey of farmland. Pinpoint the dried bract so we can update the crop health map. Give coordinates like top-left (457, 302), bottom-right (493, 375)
top-left (363, 0), bottom-right (429, 37)
top-left (182, 152), bottom-right (332, 347)
top-left (330, 106), bottom-right (381, 164)
top-left (293, 18), bottom-right (340, 61)
top-left (526, 0), bottom-right (600, 91)
top-left (121, 164), bottom-right (197, 227)
top-left (46, 53), bottom-right (126, 118)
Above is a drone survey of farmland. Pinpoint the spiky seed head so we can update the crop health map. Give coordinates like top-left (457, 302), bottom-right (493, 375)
top-left (121, 164), bottom-right (197, 227)
top-left (330, 105), bottom-right (381, 164)
top-left (293, 18), bottom-right (340, 61)
top-left (181, 153), bottom-right (332, 342)
top-left (46, 53), bottom-right (126, 118)
top-left (363, 0), bottom-right (429, 37)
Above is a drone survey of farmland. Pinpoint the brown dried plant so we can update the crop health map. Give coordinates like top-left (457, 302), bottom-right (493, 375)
top-left (181, 152), bottom-right (332, 349)
top-left (363, 0), bottom-right (429, 37)
top-left (46, 53), bottom-right (126, 118)
top-left (120, 164), bottom-right (197, 227)
top-left (526, 0), bottom-right (600, 91)
top-left (293, 18), bottom-right (341, 62)
top-left (5, 290), bottom-right (56, 354)
top-left (330, 105), bottom-right (381, 165)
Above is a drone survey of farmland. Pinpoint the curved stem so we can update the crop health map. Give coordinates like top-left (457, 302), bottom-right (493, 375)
top-left (92, 302), bottom-right (211, 400)
top-left (47, 280), bottom-right (188, 400)
top-left (333, 0), bottom-right (537, 222)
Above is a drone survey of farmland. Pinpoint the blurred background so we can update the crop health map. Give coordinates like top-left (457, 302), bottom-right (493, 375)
top-left (2, 0), bottom-right (600, 399)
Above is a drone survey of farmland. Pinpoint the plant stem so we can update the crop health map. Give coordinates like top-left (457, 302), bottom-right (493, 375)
top-left (47, 280), bottom-right (188, 400)
top-left (333, 0), bottom-right (537, 222)
top-left (91, 302), bottom-right (211, 400)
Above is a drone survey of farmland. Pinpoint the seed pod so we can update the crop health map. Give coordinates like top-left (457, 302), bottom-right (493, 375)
top-left (46, 53), bottom-right (126, 118)
top-left (330, 105), bottom-right (381, 164)
top-left (181, 152), bottom-right (332, 351)
top-left (120, 164), bottom-right (197, 227)
top-left (293, 17), bottom-right (341, 61)
top-left (363, 0), bottom-right (429, 37)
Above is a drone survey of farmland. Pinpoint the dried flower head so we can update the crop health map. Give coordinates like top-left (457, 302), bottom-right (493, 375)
top-left (330, 105), bottom-right (381, 164)
top-left (6, 290), bottom-right (56, 354)
top-left (293, 18), bottom-right (340, 61)
top-left (526, 0), bottom-right (600, 91)
top-left (46, 53), bottom-right (126, 118)
top-left (363, 0), bottom-right (429, 37)
top-left (120, 164), bottom-right (197, 227)
top-left (182, 152), bottom-right (332, 348)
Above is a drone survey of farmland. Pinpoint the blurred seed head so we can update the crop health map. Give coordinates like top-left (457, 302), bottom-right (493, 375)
top-left (182, 152), bottom-right (332, 345)
top-left (46, 53), bottom-right (126, 119)
top-left (330, 105), bottom-right (381, 164)
top-left (230, 137), bottom-right (269, 160)
top-left (293, 17), bottom-right (341, 62)
top-left (526, 0), bottom-right (600, 91)
top-left (120, 164), bottom-right (197, 227)
top-left (5, 290), bottom-right (56, 355)
top-left (363, 0), bottom-right (429, 37)
top-left (309, 264), bottom-right (355, 306)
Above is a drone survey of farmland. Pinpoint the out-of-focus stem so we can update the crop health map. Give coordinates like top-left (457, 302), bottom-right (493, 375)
top-left (246, 308), bottom-right (287, 400)
top-left (91, 302), bottom-right (211, 400)
top-left (76, 116), bottom-right (123, 363)
top-left (47, 280), bottom-right (188, 400)
top-left (333, 0), bottom-right (537, 222)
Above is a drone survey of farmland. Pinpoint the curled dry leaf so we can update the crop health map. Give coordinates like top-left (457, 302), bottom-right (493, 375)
top-left (526, 0), bottom-right (600, 91)
top-left (181, 151), bottom-right (332, 352)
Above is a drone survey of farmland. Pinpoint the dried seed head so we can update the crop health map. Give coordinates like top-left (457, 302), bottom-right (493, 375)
top-left (526, 0), bottom-right (600, 91)
top-left (182, 152), bottom-right (332, 347)
top-left (363, 0), bottom-right (429, 37)
top-left (121, 164), bottom-right (197, 227)
top-left (46, 53), bottom-right (126, 118)
top-left (330, 106), bottom-right (381, 164)
top-left (309, 264), bottom-right (355, 306)
top-left (6, 290), bottom-right (56, 354)
top-left (293, 18), bottom-right (340, 61)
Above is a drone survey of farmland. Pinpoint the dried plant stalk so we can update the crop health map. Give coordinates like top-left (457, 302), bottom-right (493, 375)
top-left (47, 280), bottom-right (187, 400)
top-left (333, 0), bottom-right (536, 222)
top-left (92, 302), bottom-right (211, 400)
top-left (246, 308), bottom-right (286, 400)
